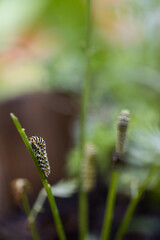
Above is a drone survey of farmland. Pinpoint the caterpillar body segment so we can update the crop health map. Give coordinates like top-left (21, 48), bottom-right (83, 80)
top-left (29, 136), bottom-right (50, 178)
top-left (116, 110), bottom-right (130, 155)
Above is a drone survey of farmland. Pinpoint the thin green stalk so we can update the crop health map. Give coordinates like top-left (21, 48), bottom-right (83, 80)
top-left (115, 164), bottom-right (160, 240)
top-left (79, 191), bottom-right (88, 240)
top-left (21, 192), bottom-right (40, 240)
top-left (10, 113), bottom-right (66, 240)
top-left (29, 188), bottom-right (46, 223)
top-left (101, 170), bottom-right (118, 240)
top-left (79, 0), bottom-right (92, 240)
top-left (79, 0), bottom-right (91, 152)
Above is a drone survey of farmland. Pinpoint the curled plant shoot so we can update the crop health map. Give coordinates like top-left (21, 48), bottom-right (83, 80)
top-left (11, 178), bottom-right (40, 240)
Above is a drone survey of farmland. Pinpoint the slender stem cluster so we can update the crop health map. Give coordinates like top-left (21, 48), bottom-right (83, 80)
top-left (114, 164), bottom-right (159, 240)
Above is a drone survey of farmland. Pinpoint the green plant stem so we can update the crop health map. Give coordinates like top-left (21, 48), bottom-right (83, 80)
top-left (10, 113), bottom-right (66, 240)
top-left (79, 191), bottom-right (88, 240)
top-left (29, 188), bottom-right (46, 223)
top-left (21, 192), bottom-right (40, 240)
top-left (115, 164), bottom-right (160, 240)
top-left (79, 0), bottom-right (91, 152)
top-left (79, 1), bottom-right (91, 240)
top-left (101, 170), bottom-right (118, 240)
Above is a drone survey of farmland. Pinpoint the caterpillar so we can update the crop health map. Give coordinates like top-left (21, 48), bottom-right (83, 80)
top-left (116, 110), bottom-right (130, 155)
top-left (82, 143), bottom-right (97, 193)
top-left (29, 136), bottom-right (51, 178)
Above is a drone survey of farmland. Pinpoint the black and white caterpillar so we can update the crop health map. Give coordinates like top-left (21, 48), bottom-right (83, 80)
top-left (116, 110), bottom-right (130, 155)
top-left (29, 136), bottom-right (51, 178)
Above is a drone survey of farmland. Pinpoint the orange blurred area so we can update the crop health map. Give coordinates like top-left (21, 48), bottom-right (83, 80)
top-left (93, 0), bottom-right (142, 44)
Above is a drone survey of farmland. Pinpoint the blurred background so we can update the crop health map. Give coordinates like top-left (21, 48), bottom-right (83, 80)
top-left (1, 0), bottom-right (160, 239)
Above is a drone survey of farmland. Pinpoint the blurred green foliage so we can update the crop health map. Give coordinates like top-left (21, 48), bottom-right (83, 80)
top-left (1, 0), bottom-right (160, 195)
